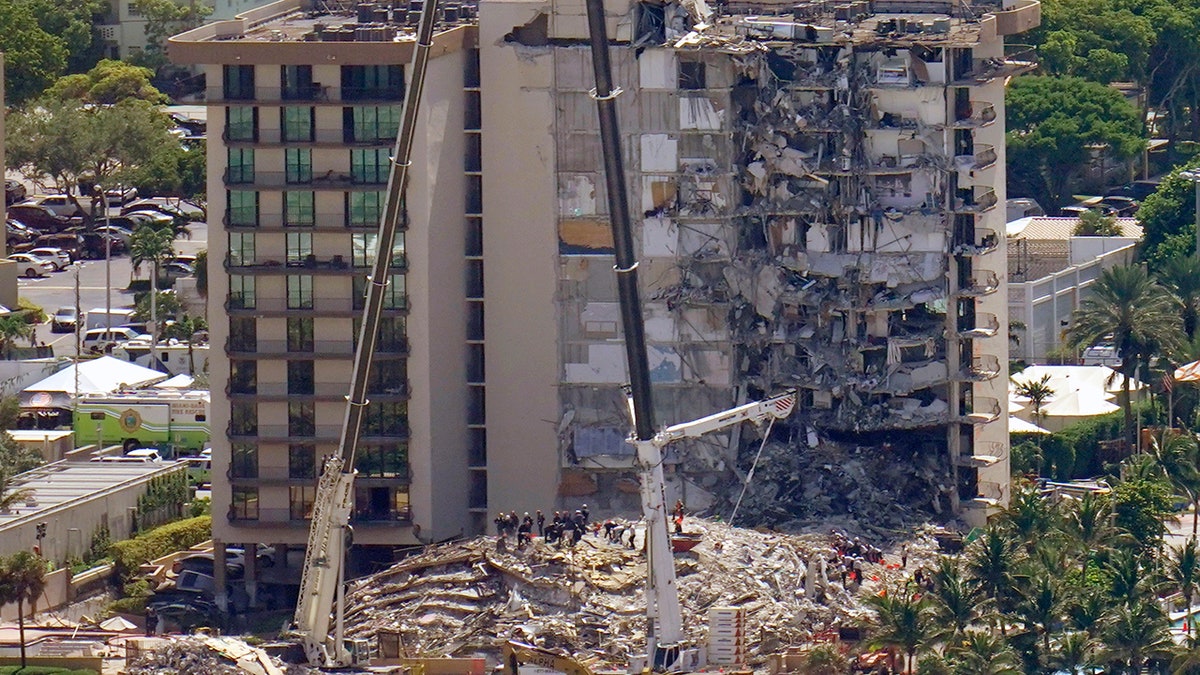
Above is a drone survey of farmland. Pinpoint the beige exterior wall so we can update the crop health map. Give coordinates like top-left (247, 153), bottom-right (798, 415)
top-left (479, 0), bottom-right (563, 517)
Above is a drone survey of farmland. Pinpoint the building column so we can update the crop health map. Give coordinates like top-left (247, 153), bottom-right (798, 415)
top-left (213, 540), bottom-right (228, 613)
top-left (243, 542), bottom-right (258, 609)
top-left (274, 542), bottom-right (289, 569)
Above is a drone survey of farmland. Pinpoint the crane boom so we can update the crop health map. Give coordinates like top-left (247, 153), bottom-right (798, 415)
top-left (291, 0), bottom-right (440, 666)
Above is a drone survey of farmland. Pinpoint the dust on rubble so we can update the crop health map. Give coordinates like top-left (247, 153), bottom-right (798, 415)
top-left (343, 518), bottom-right (943, 670)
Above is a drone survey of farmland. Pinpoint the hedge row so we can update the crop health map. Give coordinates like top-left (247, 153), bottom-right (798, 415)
top-left (109, 515), bottom-right (211, 581)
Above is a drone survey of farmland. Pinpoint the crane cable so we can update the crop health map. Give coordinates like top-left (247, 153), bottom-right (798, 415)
top-left (728, 417), bottom-right (776, 527)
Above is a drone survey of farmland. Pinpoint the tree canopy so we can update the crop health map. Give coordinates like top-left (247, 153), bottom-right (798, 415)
top-left (1136, 163), bottom-right (1200, 267)
top-left (46, 59), bottom-right (168, 105)
top-left (1006, 76), bottom-right (1144, 209)
top-left (129, 0), bottom-right (212, 71)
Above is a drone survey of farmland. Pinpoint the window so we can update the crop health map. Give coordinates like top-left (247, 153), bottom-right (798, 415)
top-left (230, 443), bottom-right (258, 478)
top-left (354, 486), bottom-right (409, 521)
top-left (289, 444), bottom-right (316, 479)
top-left (679, 60), bottom-right (706, 89)
top-left (229, 317), bottom-right (256, 352)
top-left (228, 232), bottom-right (256, 266)
top-left (353, 274), bottom-right (406, 310)
top-left (346, 192), bottom-right (384, 228)
top-left (289, 401), bottom-right (316, 436)
top-left (229, 401), bottom-right (257, 435)
top-left (229, 360), bottom-right (257, 394)
top-left (354, 316), bottom-right (406, 352)
top-left (287, 275), bottom-right (313, 309)
top-left (285, 148), bottom-right (312, 184)
top-left (342, 65), bottom-right (404, 100)
top-left (288, 360), bottom-right (314, 396)
top-left (351, 232), bottom-right (405, 268)
top-left (345, 106), bottom-right (400, 143)
top-left (284, 192), bottom-right (315, 227)
top-left (355, 443), bottom-right (408, 478)
top-left (227, 191), bottom-right (258, 226)
top-left (368, 360), bottom-right (407, 394)
top-left (231, 487), bottom-right (259, 520)
top-left (229, 275), bottom-right (255, 309)
top-left (351, 148), bottom-right (390, 185)
top-left (227, 148), bottom-right (254, 184)
top-left (281, 65), bottom-right (316, 100)
top-left (226, 107), bottom-right (257, 141)
top-left (289, 486), bottom-right (316, 520)
top-left (363, 401), bottom-right (407, 435)
top-left (282, 107), bottom-right (314, 142)
top-left (286, 232), bottom-right (313, 265)
top-left (223, 65), bottom-right (254, 100)
top-left (288, 317), bottom-right (314, 352)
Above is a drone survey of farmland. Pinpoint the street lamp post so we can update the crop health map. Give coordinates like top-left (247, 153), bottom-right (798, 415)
top-left (92, 187), bottom-right (112, 334)
top-left (1179, 170), bottom-right (1200, 258)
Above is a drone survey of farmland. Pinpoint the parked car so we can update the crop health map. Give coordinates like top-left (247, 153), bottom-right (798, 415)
top-left (163, 261), bottom-right (194, 281)
top-left (82, 326), bottom-right (143, 352)
top-left (5, 220), bottom-right (39, 248)
top-left (24, 194), bottom-right (86, 218)
top-left (9, 204), bottom-right (78, 233)
top-left (125, 448), bottom-right (162, 462)
top-left (59, 230), bottom-right (123, 259)
top-left (172, 553), bottom-right (245, 579)
top-left (7, 253), bottom-right (54, 278)
top-left (1098, 195), bottom-right (1139, 217)
top-left (31, 234), bottom-right (85, 261)
top-left (50, 306), bottom-right (78, 333)
top-left (110, 212), bottom-right (173, 231)
top-left (1106, 178), bottom-right (1162, 201)
top-left (4, 180), bottom-right (26, 206)
top-left (122, 198), bottom-right (204, 221)
top-left (27, 247), bottom-right (70, 271)
top-left (105, 186), bottom-right (138, 206)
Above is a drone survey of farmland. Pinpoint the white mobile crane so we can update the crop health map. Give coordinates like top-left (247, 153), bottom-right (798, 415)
top-left (581, 0), bottom-right (797, 670)
top-left (288, 0), bottom-right (441, 667)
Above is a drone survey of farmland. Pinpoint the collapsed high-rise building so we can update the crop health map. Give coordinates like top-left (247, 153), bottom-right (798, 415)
top-left (483, 0), bottom-right (1040, 528)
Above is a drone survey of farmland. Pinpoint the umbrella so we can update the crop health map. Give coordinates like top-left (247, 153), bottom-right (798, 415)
top-left (1009, 416), bottom-right (1050, 434)
top-left (99, 616), bottom-right (138, 632)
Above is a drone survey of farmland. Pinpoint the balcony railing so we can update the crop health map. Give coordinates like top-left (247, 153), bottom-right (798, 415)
top-left (952, 227), bottom-right (1000, 256)
top-left (224, 338), bottom-right (409, 357)
top-left (956, 271), bottom-right (1000, 297)
top-left (224, 254), bottom-right (405, 274)
top-left (224, 212), bottom-right (348, 230)
top-left (958, 355), bottom-right (1002, 381)
top-left (953, 102), bottom-right (997, 128)
top-left (225, 380), bottom-right (410, 398)
top-left (225, 295), bottom-right (408, 314)
top-left (227, 506), bottom-right (412, 525)
top-left (958, 312), bottom-right (1000, 338)
top-left (227, 424), bottom-right (344, 440)
top-left (223, 127), bottom-right (394, 146)
top-left (953, 188), bottom-right (998, 213)
top-left (227, 465), bottom-right (312, 482)
top-left (961, 396), bottom-right (1002, 425)
top-left (222, 170), bottom-right (388, 190)
top-left (956, 144), bottom-right (997, 171)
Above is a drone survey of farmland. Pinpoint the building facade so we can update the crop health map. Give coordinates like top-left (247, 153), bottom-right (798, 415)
top-left (169, 1), bottom-right (479, 574)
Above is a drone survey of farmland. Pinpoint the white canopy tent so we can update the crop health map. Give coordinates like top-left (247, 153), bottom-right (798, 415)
top-left (20, 356), bottom-right (167, 409)
top-left (1009, 416), bottom-right (1050, 434)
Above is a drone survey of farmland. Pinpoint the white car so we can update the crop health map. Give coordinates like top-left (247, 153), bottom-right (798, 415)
top-left (26, 247), bottom-right (70, 270)
top-left (7, 253), bottom-right (54, 278)
top-left (24, 194), bottom-right (86, 218)
top-left (82, 326), bottom-right (143, 352)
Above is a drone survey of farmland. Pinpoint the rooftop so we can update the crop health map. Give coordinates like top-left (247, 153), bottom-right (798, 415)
top-left (0, 460), bottom-right (184, 529)
top-left (1007, 216), bottom-right (1143, 241)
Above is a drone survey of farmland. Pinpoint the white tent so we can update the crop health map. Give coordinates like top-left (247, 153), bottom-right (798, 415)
top-left (1038, 389), bottom-right (1121, 432)
top-left (1011, 365), bottom-right (1142, 400)
top-left (154, 373), bottom-right (195, 389)
top-left (20, 356), bottom-right (167, 409)
top-left (1009, 416), bottom-right (1050, 434)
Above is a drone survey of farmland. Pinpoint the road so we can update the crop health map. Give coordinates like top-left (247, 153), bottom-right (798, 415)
top-left (16, 221), bottom-right (207, 358)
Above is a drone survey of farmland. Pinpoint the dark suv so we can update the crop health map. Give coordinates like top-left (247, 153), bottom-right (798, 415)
top-left (4, 180), bottom-right (26, 206)
top-left (8, 204), bottom-right (77, 233)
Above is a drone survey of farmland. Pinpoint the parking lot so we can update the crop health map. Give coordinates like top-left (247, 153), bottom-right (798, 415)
top-left (16, 221), bottom-right (207, 358)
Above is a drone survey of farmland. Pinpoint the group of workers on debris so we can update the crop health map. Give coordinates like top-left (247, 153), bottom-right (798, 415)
top-left (493, 500), bottom-right (690, 552)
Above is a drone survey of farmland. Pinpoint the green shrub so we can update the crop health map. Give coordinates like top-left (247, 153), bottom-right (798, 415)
top-left (107, 596), bottom-right (147, 616)
top-left (16, 298), bottom-right (46, 324)
top-left (109, 515), bottom-right (211, 581)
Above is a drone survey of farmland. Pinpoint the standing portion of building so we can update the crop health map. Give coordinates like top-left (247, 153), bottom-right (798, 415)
top-left (169, 0), bottom-right (478, 570)
top-left (483, 0), bottom-right (1039, 526)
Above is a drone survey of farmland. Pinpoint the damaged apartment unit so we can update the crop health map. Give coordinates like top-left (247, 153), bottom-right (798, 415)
top-left (482, 0), bottom-right (1040, 526)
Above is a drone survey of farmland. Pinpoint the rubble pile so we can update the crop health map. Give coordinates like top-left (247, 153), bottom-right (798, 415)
top-left (344, 519), bottom-right (941, 669)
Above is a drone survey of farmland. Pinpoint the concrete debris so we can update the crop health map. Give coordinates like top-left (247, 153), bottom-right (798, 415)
top-left (126, 636), bottom-right (289, 675)
top-left (342, 519), bottom-right (942, 670)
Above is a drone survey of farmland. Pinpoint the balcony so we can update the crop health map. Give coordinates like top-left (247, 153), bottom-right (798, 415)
top-left (227, 424), bottom-right (344, 442)
top-left (224, 254), bottom-right (406, 274)
top-left (958, 312), bottom-right (1000, 338)
top-left (955, 144), bottom-right (997, 171)
top-left (960, 396), bottom-right (1002, 425)
top-left (952, 102), bottom-right (998, 128)
top-left (227, 466), bottom-right (311, 484)
top-left (225, 380), bottom-right (411, 399)
top-left (956, 271), bottom-right (1000, 297)
top-left (227, 506), bottom-right (412, 526)
top-left (222, 169), bottom-right (388, 190)
top-left (953, 47), bottom-right (1039, 85)
top-left (223, 127), bottom-right (394, 147)
top-left (206, 86), bottom-right (403, 105)
top-left (225, 295), bottom-right (408, 316)
top-left (224, 338), bottom-right (409, 358)
top-left (224, 212), bottom-right (349, 231)
top-left (952, 228), bottom-right (1000, 256)
top-left (953, 188), bottom-right (998, 214)
top-left (958, 355), bottom-right (1001, 381)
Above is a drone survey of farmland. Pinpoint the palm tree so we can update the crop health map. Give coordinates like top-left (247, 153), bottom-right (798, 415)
top-left (193, 250), bottom-right (207, 298)
top-left (865, 589), bottom-right (932, 673)
top-left (1015, 566), bottom-right (1067, 658)
top-left (965, 525), bottom-right (1022, 634)
top-left (1012, 373), bottom-right (1055, 422)
top-left (0, 473), bottom-right (33, 514)
top-left (1067, 588), bottom-right (1107, 638)
top-left (163, 315), bottom-right (208, 375)
top-left (0, 315), bottom-right (33, 358)
top-left (1066, 264), bottom-right (1183, 447)
top-left (1099, 598), bottom-right (1174, 673)
top-left (1160, 255), bottom-right (1200, 340)
top-left (944, 629), bottom-right (1022, 675)
top-left (0, 551), bottom-right (47, 670)
top-left (1050, 631), bottom-right (1097, 675)
top-left (130, 225), bottom-right (175, 370)
top-left (1169, 540), bottom-right (1200, 636)
top-left (926, 557), bottom-right (982, 644)
top-left (1153, 430), bottom-right (1200, 534)
top-left (1000, 481), bottom-right (1056, 548)
top-left (1061, 491), bottom-right (1124, 573)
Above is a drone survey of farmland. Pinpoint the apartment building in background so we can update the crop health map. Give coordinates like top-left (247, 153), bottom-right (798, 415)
top-left (172, 0), bottom-right (1039, 590)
